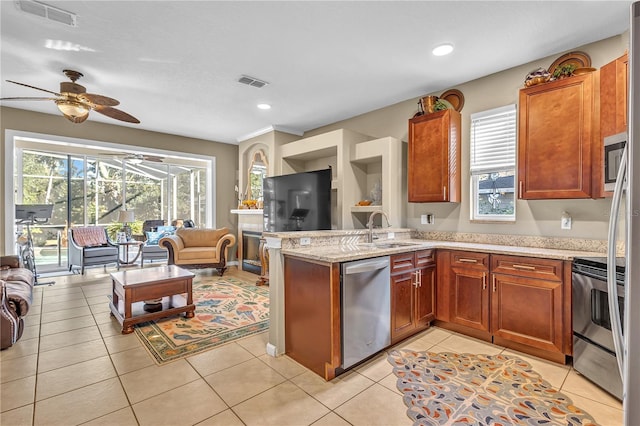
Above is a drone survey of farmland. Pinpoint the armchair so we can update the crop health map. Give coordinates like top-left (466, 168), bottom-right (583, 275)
top-left (159, 227), bottom-right (236, 275)
top-left (139, 220), bottom-right (170, 267)
top-left (68, 226), bottom-right (119, 274)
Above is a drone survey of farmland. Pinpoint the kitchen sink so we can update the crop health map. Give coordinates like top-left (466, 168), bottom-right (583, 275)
top-left (358, 241), bottom-right (422, 249)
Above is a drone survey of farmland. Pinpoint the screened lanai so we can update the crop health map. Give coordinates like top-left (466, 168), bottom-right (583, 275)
top-left (8, 134), bottom-right (213, 273)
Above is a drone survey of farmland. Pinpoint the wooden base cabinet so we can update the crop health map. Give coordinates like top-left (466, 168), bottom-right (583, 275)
top-left (437, 250), bottom-right (571, 363)
top-left (490, 254), bottom-right (571, 360)
top-left (284, 256), bottom-right (341, 380)
top-left (390, 250), bottom-right (436, 344)
top-left (449, 251), bottom-right (490, 333)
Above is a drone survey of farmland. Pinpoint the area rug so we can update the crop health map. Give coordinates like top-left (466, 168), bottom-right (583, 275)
top-left (387, 350), bottom-right (597, 426)
top-left (134, 274), bottom-right (269, 364)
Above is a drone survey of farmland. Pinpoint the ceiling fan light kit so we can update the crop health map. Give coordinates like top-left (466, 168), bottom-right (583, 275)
top-left (55, 99), bottom-right (90, 123)
top-left (0, 69), bottom-right (140, 125)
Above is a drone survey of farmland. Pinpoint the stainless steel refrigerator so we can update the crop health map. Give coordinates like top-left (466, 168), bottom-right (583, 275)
top-left (608, 3), bottom-right (640, 423)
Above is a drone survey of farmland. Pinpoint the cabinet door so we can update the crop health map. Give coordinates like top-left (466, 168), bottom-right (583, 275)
top-left (450, 266), bottom-right (490, 332)
top-left (597, 53), bottom-right (628, 198)
top-left (491, 273), bottom-right (564, 354)
top-left (408, 110), bottom-right (461, 202)
top-left (518, 74), bottom-right (594, 199)
top-left (390, 272), bottom-right (415, 343)
top-left (600, 53), bottom-right (628, 137)
top-left (415, 265), bottom-right (436, 326)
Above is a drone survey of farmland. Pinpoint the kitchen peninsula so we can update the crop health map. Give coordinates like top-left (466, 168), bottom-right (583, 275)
top-left (264, 229), bottom-right (609, 380)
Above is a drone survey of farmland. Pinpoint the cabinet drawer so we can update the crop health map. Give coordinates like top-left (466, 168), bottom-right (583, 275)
top-left (390, 252), bottom-right (415, 274)
top-left (491, 255), bottom-right (563, 282)
top-left (450, 251), bottom-right (489, 269)
top-left (415, 249), bottom-right (436, 267)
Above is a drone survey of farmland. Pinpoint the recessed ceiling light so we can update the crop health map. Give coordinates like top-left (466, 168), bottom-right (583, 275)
top-left (432, 43), bottom-right (454, 56)
top-left (257, 103), bottom-right (271, 110)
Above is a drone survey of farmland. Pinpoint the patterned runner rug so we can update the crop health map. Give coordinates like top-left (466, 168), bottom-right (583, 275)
top-left (388, 350), bottom-right (597, 426)
top-left (135, 274), bottom-right (269, 364)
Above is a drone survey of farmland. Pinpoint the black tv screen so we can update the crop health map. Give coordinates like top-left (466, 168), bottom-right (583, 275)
top-left (263, 168), bottom-right (332, 232)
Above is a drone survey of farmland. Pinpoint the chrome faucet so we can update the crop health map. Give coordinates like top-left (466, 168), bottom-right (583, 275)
top-left (366, 210), bottom-right (391, 243)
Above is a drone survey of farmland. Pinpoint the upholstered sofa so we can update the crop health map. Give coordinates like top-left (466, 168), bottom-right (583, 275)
top-left (159, 227), bottom-right (236, 275)
top-left (1, 255), bottom-right (34, 350)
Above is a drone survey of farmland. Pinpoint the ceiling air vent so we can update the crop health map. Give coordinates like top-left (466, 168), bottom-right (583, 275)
top-left (238, 75), bottom-right (269, 88)
top-left (15, 0), bottom-right (77, 27)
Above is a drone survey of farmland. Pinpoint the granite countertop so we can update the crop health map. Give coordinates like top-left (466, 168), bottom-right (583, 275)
top-left (280, 238), bottom-right (606, 263)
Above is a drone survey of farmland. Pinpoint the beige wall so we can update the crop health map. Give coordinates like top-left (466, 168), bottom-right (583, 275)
top-left (1, 106), bottom-right (239, 257)
top-left (305, 34), bottom-right (629, 241)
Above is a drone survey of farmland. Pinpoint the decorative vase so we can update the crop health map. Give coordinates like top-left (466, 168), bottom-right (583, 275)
top-left (371, 182), bottom-right (382, 205)
top-left (420, 96), bottom-right (439, 114)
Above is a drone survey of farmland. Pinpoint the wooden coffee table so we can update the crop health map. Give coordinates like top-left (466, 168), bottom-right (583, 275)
top-left (109, 265), bottom-right (196, 334)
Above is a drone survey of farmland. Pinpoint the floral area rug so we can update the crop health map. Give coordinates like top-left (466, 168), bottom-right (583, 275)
top-left (135, 274), bottom-right (269, 364)
top-left (387, 350), bottom-right (597, 426)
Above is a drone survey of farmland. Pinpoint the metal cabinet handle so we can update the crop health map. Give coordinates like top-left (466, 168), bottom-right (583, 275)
top-left (492, 275), bottom-right (496, 292)
top-left (482, 272), bottom-right (486, 290)
top-left (412, 271), bottom-right (418, 288)
top-left (513, 264), bottom-right (536, 271)
top-left (458, 258), bottom-right (478, 264)
top-left (443, 186), bottom-right (447, 200)
top-left (418, 270), bottom-right (422, 287)
top-left (519, 181), bottom-right (523, 198)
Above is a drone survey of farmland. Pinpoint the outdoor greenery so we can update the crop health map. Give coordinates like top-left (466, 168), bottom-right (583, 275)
top-left (16, 150), bottom-right (206, 248)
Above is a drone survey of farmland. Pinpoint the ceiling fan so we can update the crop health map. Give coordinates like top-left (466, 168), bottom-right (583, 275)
top-left (99, 153), bottom-right (164, 164)
top-left (0, 69), bottom-right (140, 124)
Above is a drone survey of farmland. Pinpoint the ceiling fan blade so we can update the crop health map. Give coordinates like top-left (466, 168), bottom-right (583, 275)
top-left (0, 96), bottom-right (59, 101)
top-left (93, 105), bottom-right (140, 123)
top-left (6, 80), bottom-right (61, 96)
top-left (79, 93), bottom-right (120, 106)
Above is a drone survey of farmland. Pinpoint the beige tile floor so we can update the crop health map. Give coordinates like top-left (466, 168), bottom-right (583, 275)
top-left (0, 266), bottom-right (624, 426)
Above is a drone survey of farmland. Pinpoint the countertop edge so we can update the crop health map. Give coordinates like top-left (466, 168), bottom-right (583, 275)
top-left (280, 239), bottom-right (605, 263)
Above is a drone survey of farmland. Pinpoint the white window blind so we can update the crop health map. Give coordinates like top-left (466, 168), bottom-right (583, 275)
top-left (470, 104), bottom-right (516, 173)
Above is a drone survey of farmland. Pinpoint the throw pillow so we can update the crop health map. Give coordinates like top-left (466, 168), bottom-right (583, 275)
top-left (156, 226), bottom-right (176, 234)
top-left (145, 231), bottom-right (162, 245)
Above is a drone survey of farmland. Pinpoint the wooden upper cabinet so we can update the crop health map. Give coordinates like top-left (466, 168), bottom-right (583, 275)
top-left (596, 53), bottom-right (628, 198)
top-left (518, 73), bottom-right (595, 199)
top-left (600, 53), bottom-right (628, 137)
top-left (408, 109), bottom-right (461, 202)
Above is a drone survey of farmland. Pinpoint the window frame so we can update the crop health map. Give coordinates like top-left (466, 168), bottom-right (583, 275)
top-left (469, 104), bottom-right (517, 223)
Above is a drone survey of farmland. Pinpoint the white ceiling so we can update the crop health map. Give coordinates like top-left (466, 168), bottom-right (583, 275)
top-left (0, 1), bottom-right (631, 145)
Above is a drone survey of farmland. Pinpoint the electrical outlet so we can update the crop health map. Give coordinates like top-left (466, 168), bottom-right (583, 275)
top-left (300, 237), bottom-right (311, 246)
top-left (561, 212), bottom-right (572, 230)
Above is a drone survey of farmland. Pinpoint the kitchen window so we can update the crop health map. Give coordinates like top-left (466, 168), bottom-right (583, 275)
top-left (470, 104), bottom-right (516, 222)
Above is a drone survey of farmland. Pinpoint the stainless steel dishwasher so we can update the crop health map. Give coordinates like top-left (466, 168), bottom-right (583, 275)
top-left (341, 256), bottom-right (390, 369)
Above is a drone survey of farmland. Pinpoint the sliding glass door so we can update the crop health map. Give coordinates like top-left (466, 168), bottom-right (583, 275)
top-left (13, 146), bottom-right (211, 273)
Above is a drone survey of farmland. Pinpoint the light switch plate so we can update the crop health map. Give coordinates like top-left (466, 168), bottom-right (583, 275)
top-left (387, 232), bottom-right (395, 239)
top-left (300, 237), bottom-right (311, 246)
top-left (561, 213), bottom-right (572, 230)
top-left (421, 214), bottom-right (428, 224)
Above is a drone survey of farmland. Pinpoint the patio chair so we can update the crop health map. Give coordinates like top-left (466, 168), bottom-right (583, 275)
top-left (68, 226), bottom-right (119, 274)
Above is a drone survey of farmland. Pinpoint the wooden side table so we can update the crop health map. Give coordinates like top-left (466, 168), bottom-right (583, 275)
top-left (109, 265), bottom-right (195, 334)
top-left (117, 240), bottom-right (143, 266)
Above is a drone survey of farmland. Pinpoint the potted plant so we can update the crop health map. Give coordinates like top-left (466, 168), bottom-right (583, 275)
top-left (552, 63), bottom-right (576, 80)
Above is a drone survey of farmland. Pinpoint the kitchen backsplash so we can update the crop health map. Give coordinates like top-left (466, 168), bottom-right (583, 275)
top-left (415, 231), bottom-right (623, 255)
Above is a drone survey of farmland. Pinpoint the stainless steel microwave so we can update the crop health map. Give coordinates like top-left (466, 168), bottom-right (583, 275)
top-left (604, 132), bottom-right (627, 192)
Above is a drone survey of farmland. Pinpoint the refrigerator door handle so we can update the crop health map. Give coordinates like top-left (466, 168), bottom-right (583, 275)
top-left (607, 144), bottom-right (627, 378)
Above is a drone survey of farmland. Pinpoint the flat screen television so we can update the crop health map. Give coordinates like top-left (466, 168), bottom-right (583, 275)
top-left (263, 168), bottom-right (332, 232)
